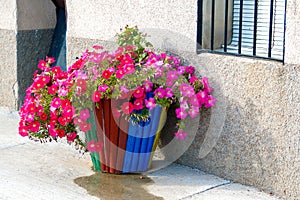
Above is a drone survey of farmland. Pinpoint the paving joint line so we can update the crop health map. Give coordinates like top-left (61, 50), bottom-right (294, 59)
top-left (179, 181), bottom-right (232, 200)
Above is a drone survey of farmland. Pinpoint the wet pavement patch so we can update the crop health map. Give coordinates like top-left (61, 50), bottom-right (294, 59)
top-left (74, 172), bottom-right (163, 200)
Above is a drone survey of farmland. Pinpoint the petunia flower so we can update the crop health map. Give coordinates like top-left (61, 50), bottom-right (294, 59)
top-left (174, 130), bottom-right (187, 140)
top-left (188, 106), bottom-right (200, 118)
top-left (67, 132), bottom-right (77, 142)
top-left (175, 108), bottom-right (188, 119)
top-left (145, 98), bottom-right (156, 110)
top-left (87, 140), bottom-right (97, 152)
top-left (204, 95), bottom-right (216, 108)
top-left (133, 86), bottom-right (145, 99)
top-left (79, 109), bottom-right (90, 120)
top-left (92, 90), bottom-right (101, 102)
top-left (154, 88), bottom-right (166, 99)
top-left (29, 121), bottom-right (40, 132)
top-left (133, 99), bottom-right (144, 110)
top-left (121, 102), bottom-right (134, 115)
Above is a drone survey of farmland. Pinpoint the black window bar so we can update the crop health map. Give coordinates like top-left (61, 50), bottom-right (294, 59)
top-left (197, 0), bottom-right (287, 62)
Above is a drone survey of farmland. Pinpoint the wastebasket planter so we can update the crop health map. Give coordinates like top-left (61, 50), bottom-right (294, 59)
top-left (85, 99), bottom-right (167, 174)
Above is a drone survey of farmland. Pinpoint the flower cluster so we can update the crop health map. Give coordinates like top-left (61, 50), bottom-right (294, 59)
top-left (18, 57), bottom-right (85, 150)
top-left (72, 27), bottom-right (216, 141)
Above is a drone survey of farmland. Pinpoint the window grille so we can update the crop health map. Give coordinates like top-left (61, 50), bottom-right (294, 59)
top-left (197, 0), bottom-right (287, 62)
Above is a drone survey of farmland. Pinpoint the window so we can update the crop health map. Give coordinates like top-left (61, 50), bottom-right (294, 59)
top-left (197, 0), bottom-right (287, 62)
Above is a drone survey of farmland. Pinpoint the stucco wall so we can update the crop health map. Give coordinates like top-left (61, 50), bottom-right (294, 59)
top-left (66, 1), bottom-right (299, 199)
top-left (0, 0), bottom-right (17, 109)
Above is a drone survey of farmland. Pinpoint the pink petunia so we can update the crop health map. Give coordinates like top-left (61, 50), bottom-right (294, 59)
top-left (67, 132), bottom-right (77, 142)
top-left (79, 109), bottom-right (90, 120)
top-left (204, 95), bottom-right (216, 108)
top-left (46, 56), bottom-right (55, 64)
top-left (58, 86), bottom-right (68, 97)
top-left (39, 112), bottom-right (48, 121)
top-left (133, 87), bottom-right (145, 99)
top-left (143, 80), bottom-right (153, 92)
top-left (188, 106), bottom-right (200, 118)
top-left (174, 130), bottom-right (188, 140)
top-left (58, 116), bottom-right (68, 126)
top-left (177, 66), bottom-right (185, 74)
top-left (102, 69), bottom-right (113, 80)
top-left (123, 64), bottom-right (135, 75)
top-left (92, 90), bottom-right (101, 102)
top-left (189, 94), bottom-right (200, 107)
top-left (57, 129), bottom-right (65, 138)
top-left (116, 69), bottom-right (125, 79)
top-left (167, 71), bottom-right (178, 81)
top-left (154, 88), bottom-right (166, 99)
top-left (19, 126), bottom-right (29, 137)
top-left (133, 99), bottom-right (144, 110)
top-left (48, 84), bottom-right (58, 95)
top-left (87, 140), bottom-right (97, 152)
top-left (185, 66), bottom-right (195, 74)
top-left (95, 141), bottom-right (104, 152)
top-left (145, 98), bottom-right (156, 110)
top-left (29, 121), bottom-right (40, 132)
top-left (196, 91), bottom-right (208, 104)
top-left (51, 66), bottom-right (62, 75)
top-left (62, 105), bottom-right (75, 117)
top-left (175, 107), bottom-right (188, 119)
top-left (49, 127), bottom-right (58, 137)
top-left (179, 83), bottom-right (195, 97)
top-left (38, 60), bottom-right (47, 70)
top-left (50, 97), bottom-right (61, 109)
top-left (61, 99), bottom-right (71, 108)
top-left (79, 122), bottom-right (91, 132)
top-left (121, 102), bottom-right (134, 115)
top-left (98, 84), bottom-right (109, 92)
top-left (165, 88), bottom-right (174, 98)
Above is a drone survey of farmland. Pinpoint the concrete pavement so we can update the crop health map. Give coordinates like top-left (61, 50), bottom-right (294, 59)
top-left (0, 107), bottom-right (279, 200)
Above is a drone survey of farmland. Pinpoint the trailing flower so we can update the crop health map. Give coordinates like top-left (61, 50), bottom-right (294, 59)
top-left (18, 57), bottom-right (86, 151)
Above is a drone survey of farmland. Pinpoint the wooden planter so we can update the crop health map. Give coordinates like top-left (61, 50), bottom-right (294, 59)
top-left (86, 99), bottom-right (166, 174)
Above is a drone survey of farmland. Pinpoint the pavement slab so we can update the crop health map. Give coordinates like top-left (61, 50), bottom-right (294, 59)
top-left (0, 107), bottom-right (280, 200)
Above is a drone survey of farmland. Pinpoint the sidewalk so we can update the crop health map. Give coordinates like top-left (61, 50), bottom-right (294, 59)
top-left (0, 107), bottom-right (279, 200)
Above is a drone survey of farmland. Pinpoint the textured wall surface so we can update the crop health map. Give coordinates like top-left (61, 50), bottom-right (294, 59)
top-left (17, 0), bottom-right (56, 30)
top-left (65, 0), bottom-right (299, 199)
top-left (0, 0), bottom-right (16, 30)
top-left (0, 30), bottom-right (17, 109)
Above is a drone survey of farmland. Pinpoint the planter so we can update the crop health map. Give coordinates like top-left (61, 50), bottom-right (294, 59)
top-left (85, 99), bottom-right (167, 174)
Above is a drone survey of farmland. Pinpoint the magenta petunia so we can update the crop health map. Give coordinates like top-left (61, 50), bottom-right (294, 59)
top-left (204, 95), bottom-right (216, 108)
top-left (175, 108), bottom-right (188, 119)
top-left (29, 121), bottom-right (40, 132)
top-left (123, 64), bottom-right (135, 75)
top-left (145, 98), bottom-right (156, 110)
top-left (98, 84), bottom-right (109, 92)
top-left (185, 66), bottom-right (195, 74)
top-left (174, 130), bottom-right (188, 140)
top-left (167, 71), bottom-right (178, 81)
top-left (116, 69), bottom-right (125, 79)
top-left (46, 56), bottom-right (55, 64)
top-left (50, 97), bottom-right (61, 109)
top-left (58, 116), bottom-right (68, 126)
top-left (154, 88), bottom-right (166, 99)
top-left (165, 88), bottom-right (174, 98)
top-left (92, 90), bottom-right (101, 102)
top-left (133, 86), bottom-right (145, 99)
